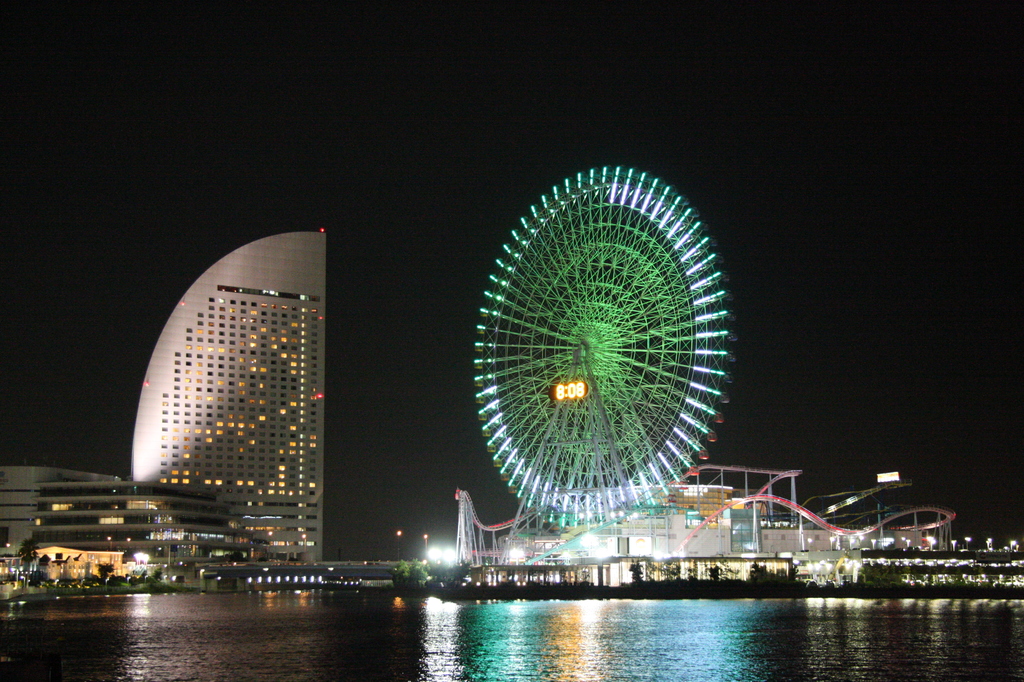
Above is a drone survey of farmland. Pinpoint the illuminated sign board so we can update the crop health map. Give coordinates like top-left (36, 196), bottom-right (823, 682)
top-left (877, 471), bottom-right (900, 483)
top-left (551, 380), bottom-right (588, 401)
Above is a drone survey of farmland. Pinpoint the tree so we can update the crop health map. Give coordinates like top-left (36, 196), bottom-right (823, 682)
top-left (17, 538), bottom-right (39, 562)
top-left (16, 538), bottom-right (40, 582)
top-left (391, 560), bottom-right (429, 587)
top-left (97, 563), bottom-right (115, 582)
top-left (410, 562), bottom-right (428, 587)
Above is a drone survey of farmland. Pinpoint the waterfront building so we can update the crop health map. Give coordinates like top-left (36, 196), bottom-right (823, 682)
top-left (132, 232), bottom-right (325, 561)
top-left (0, 466), bottom-right (116, 551)
top-left (32, 481), bottom-right (252, 568)
top-left (15, 546), bottom-right (128, 583)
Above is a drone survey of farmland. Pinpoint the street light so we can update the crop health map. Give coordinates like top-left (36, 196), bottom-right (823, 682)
top-left (987, 538), bottom-right (993, 551)
top-left (1011, 540), bottom-right (1018, 553)
top-left (965, 537), bottom-right (972, 551)
top-left (423, 534), bottom-right (429, 558)
top-left (396, 530), bottom-right (402, 561)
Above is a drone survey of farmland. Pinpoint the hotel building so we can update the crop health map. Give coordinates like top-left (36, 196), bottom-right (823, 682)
top-left (132, 232), bottom-right (325, 561)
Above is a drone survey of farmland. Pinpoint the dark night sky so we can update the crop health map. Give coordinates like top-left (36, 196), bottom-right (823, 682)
top-left (3, 5), bottom-right (1021, 558)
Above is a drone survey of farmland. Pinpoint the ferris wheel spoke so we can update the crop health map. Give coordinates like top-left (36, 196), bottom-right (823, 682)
top-left (494, 351), bottom-right (576, 380)
top-left (630, 311), bottom-right (727, 340)
top-left (605, 353), bottom-right (687, 387)
top-left (487, 306), bottom-right (577, 344)
top-left (490, 340), bottom-right (577, 353)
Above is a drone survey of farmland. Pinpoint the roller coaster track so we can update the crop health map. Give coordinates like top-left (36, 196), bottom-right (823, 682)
top-left (673, 493), bottom-right (956, 554)
top-left (684, 464), bottom-right (803, 497)
top-left (810, 481), bottom-right (913, 516)
top-left (456, 489), bottom-right (519, 564)
top-left (456, 489), bottom-right (515, 531)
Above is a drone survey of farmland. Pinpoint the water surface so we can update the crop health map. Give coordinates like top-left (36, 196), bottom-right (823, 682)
top-left (4, 592), bottom-right (1023, 681)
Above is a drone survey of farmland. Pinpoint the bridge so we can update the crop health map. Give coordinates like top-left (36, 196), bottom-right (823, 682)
top-left (199, 562), bottom-right (395, 591)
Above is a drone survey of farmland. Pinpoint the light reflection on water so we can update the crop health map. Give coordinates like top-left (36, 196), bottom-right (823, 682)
top-left (423, 597), bottom-right (462, 680)
top-left (4, 593), bottom-right (1023, 681)
top-left (422, 597), bottom-right (1024, 682)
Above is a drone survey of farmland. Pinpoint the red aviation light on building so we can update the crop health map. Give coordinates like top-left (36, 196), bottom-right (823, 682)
top-left (319, 227), bottom-right (326, 233)
top-left (314, 393), bottom-right (324, 399)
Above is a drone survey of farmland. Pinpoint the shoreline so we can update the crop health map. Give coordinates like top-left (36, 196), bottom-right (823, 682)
top-left (416, 581), bottom-right (1024, 601)
top-left (7, 581), bottom-right (1024, 603)
top-left (0, 582), bottom-right (194, 602)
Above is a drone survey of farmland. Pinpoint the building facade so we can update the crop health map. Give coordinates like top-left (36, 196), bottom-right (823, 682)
top-left (0, 466), bottom-right (116, 551)
top-left (132, 232), bottom-right (325, 560)
top-left (32, 481), bottom-right (251, 563)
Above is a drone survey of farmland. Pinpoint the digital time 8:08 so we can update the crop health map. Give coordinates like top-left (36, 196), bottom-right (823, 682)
top-left (554, 381), bottom-right (588, 400)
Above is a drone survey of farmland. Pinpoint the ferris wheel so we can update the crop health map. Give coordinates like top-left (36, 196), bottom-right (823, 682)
top-left (475, 167), bottom-right (734, 528)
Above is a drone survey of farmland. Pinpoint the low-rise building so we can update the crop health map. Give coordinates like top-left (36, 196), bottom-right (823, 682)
top-left (0, 466), bottom-right (116, 552)
top-left (31, 481), bottom-right (253, 575)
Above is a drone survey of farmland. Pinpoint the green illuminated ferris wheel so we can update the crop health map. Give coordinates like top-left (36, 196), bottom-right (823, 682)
top-left (475, 167), bottom-right (734, 527)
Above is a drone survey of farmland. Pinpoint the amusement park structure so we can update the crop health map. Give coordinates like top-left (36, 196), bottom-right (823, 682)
top-left (461, 167), bottom-right (954, 568)
top-left (456, 465), bottom-right (955, 566)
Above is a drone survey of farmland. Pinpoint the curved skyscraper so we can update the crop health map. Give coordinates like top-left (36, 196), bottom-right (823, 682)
top-left (133, 231), bottom-right (325, 561)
